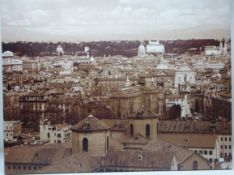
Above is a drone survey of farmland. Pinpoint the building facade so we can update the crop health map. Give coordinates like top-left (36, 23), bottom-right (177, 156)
top-left (4, 121), bottom-right (22, 142)
top-left (146, 40), bottom-right (165, 54)
top-left (40, 120), bottom-right (71, 144)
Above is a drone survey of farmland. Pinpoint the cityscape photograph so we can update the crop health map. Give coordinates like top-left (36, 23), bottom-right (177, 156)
top-left (1, 0), bottom-right (232, 174)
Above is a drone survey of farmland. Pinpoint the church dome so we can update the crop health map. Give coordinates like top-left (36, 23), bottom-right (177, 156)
top-left (138, 44), bottom-right (146, 57)
top-left (56, 45), bottom-right (64, 55)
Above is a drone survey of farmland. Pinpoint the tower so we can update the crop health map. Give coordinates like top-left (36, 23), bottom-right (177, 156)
top-left (71, 115), bottom-right (110, 156)
top-left (128, 110), bottom-right (159, 139)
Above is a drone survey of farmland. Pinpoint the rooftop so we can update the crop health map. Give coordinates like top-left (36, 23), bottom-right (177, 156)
top-left (158, 120), bottom-right (231, 134)
top-left (5, 144), bottom-right (72, 165)
top-left (71, 115), bottom-right (109, 132)
top-left (158, 133), bottom-right (216, 149)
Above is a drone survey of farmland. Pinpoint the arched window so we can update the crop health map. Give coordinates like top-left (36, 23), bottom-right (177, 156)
top-left (193, 160), bottom-right (198, 170)
top-left (145, 124), bottom-right (150, 138)
top-left (82, 138), bottom-right (88, 152)
top-left (130, 124), bottom-right (134, 137)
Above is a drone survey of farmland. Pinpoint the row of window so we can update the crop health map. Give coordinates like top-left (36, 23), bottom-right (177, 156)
top-left (195, 150), bottom-right (213, 155)
top-left (5, 133), bottom-right (13, 137)
top-left (220, 153), bottom-right (232, 158)
top-left (7, 165), bottom-right (42, 171)
top-left (220, 137), bottom-right (231, 142)
top-left (220, 145), bottom-right (231, 149)
top-left (5, 126), bottom-right (13, 130)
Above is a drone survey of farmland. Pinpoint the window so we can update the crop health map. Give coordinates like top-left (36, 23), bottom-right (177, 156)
top-left (145, 124), bottom-right (150, 138)
top-left (130, 124), bottom-right (133, 137)
top-left (225, 145), bottom-right (227, 149)
top-left (209, 151), bottom-right (213, 155)
top-left (7, 165), bottom-right (11, 170)
top-left (229, 137), bottom-right (231, 141)
top-left (138, 154), bottom-right (143, 160)
top-left (199, 150), bottom-right (203, 154)
top-left (82, 138), bottom-right (88, 152)
top-left (221, 145), bottom-right (223, 149)
top-left (193, 160), bottom-right (198, 170)
top-left (221, 137), bottom-right (223, 141)
top-left (47, 133), bottom-right (50, 138)
top-left (229, 145), bottom-right (231, 149)
top-left (220, 153), bottom-right (223, 157)
top-left (204, 151), bottom-right (207, 155)
top-left (225, 137), bottom-right (227, 141)
top-left (28, 166), bottom-right (31, 170)
top-left (106, 136), bottom-right (109, 151)
top-left (33, 166), bottom-right (37, 170)
top-left (18, 166), bottom-right (21, 170)
top-left (23, 166), bottom-right (26, 170)
top-left (57, 133), bottom-right (61, 138)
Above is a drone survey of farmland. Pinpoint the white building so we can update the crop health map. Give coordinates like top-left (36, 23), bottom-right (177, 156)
top-left (56, 45), bottom-right (64, 56)
top-left (208, 61), bottom-right (225, 71)
top-left (138, 42), bottom-right (146, 57)
top-left (2, 51), bottom-right (23, 72)
top-left (166, 95), bottom-right (192, 119)
top-left (53, 58), bottom-right (73, 75)
top-left (4, 121), bottom-right (21, 142)
top-left (40, 120), bottom-right (71, 144)
top-left (216, 135), bottom-right (232, 161)
top-left (204, 41), bottom-right (227, 56)
top-left (174, 65), bottom-right (195, 88)
top-left (146, 40), bottom-right (164, 54)
top-left (193, 60), bottom-right (224, 71)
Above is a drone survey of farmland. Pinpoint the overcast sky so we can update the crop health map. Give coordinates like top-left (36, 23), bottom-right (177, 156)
top-left (2, 0), bottom-right (231, 42)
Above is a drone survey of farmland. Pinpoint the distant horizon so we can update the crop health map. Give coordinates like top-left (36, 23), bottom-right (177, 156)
top-left (2, 37), bottom-right (231, 43)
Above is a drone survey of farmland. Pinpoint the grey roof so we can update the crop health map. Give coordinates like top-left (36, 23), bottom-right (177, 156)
top-left (144, 138), bottom-right (194, 163)
top-left (37, 152), bottom-right (101, 173)
top-left (123, 134), bottom-right (149, 145)
top-left (5, 144), bottom-right (72, 165)
top-left (103, 150), bottom-right (175, 170)
top-left (158, 120), bottom-right (231, 134)
top-left (158, 133), bottom-right (217, 149)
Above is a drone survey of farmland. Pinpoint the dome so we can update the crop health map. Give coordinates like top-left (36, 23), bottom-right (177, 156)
top-left (71, 115), bottom-right (108, 132)
top-left (138, 44), bottom-right (146, 57)
top-left (2, 51), bottom-right (14, 57)
top-left (56, 45), bottom-right (64, 55)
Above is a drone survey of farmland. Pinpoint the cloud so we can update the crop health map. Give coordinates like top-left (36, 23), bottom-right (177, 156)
top-left (1, 0), bottom-right (231, 41)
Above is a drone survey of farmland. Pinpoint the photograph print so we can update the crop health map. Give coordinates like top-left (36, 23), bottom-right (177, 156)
top-left (1, 0), bottom-right (232, 174)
